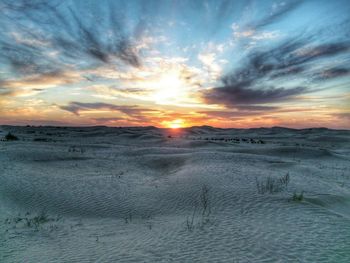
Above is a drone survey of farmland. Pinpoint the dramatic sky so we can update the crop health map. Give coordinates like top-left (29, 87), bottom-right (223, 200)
top-left (0, 0), bottom-right (349, 128)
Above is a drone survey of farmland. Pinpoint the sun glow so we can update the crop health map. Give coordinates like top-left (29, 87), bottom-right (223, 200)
top-left (152, 72), bottom-right (186, 104)
top-left (163, 119), bottom-right (185, 129)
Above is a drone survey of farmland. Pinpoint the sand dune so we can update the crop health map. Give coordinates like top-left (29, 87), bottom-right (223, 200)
top-left (1, 125), bottom-right (349, 262)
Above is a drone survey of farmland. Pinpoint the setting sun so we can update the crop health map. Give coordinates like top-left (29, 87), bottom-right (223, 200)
top-left (163, 119), bottom-right (185, 129)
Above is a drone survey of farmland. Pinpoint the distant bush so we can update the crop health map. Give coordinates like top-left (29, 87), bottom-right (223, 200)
top-left (5, 132), bottom-right (18, 141)
top-left (33, 138), bottom-right (54, 142)
top-left (68, 145), bottom-right (85, 153)
top-left (256, 173), bottom-right (290, 194)
top-left (292, 191), bottom-right (304, 202)
top-left (4, 211), bottom-right (61, 231)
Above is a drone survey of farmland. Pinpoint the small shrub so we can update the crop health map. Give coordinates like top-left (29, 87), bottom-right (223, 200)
top-left (256, 177), bottom-right (276, 194)
top-left (5, 211), bottom-right (60, 231)
top-left (5, 132), bottom-right (18, 141)
top-left (256, 173), bottom-right (290, 194)
top-left (68, 145), bottom-right (85, 153)
top-left (26, 211), bottom-right (50, 228)
top-left (279, 173), bottom-right (290, 187)
top-left (292, 191), bottom-right (304, 202)
top-left (124, 213), bottom-right (133, 224)
top-left (33, 138), bottom-right (51, 142)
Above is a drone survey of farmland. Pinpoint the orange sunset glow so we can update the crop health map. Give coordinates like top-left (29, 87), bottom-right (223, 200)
top-left (0, 0), bottom-right (349, 129)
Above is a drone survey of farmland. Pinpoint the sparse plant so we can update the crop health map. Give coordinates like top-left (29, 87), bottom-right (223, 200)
top-left (256, 173), bottom-right (290, 194)
top-left (256, 177), bottom-right (276, 194)
top-left (25, 211), bottom-right (50, 229)
top-left (68, 145), bottom-right (85, 153)
top-left (124, 213), bottom-right (133, 224)
top-left (186, 184), bottom-right (212, 231)
top-left (292, 191), bottom-right (304, 202)
top-left (200, 184), bottom-right (211, 217)
top-left (279, 173), bottom-right (290, 188)
top-left (5, 211), bottom-right (60, 231)
top-left (186, 206), bottom-right (197, 231)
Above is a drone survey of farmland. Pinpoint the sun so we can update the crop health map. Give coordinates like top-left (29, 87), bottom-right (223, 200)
top-left (163, 119), bottom-right (185, 129)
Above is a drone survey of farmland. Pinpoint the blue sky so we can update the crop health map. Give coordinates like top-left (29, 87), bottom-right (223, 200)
top-left (0, 0), bottom-right (349, 128)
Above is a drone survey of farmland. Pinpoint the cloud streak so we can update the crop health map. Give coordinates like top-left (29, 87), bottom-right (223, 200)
top-left (59, 102), bottom-right (146, 117)
top-left (0, 0), bottom-right (143, 80)
top-left (202, 35), bottom-right (350, 108)
top-left (247, 0), bottom-right (301, 30)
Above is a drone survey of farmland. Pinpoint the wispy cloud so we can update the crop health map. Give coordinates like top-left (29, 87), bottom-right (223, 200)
top-left (59, 102), bottom-right (147, 117)
top-left (202, 34), bottom-right (350, 108)
top-left (246, 0), bottom-right (302, 30)
top-left (0, 0), bottom-right (143, 81)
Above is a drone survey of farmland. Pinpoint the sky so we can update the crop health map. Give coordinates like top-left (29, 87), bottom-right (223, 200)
top-left (0, 0), bottom-right (349, 129)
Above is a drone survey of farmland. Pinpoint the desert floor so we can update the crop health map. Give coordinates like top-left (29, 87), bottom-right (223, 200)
top-left (1, 125), bottom-right (349, 262)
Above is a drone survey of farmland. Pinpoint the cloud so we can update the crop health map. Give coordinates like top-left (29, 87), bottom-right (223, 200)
top-left (0, 70), bottom-right (82, 99)
top-left (0, 87), bottom-right (13, 96)
top-left (88, 85), bottom-right (152, 100)
top-left (316, 67), bottom-right (350, 80)
top-left (202, 33), bottom-right (350, 108)
top-left (247, 1), bottom-right (302, 30)
top-left (198, 52), bottom-right (222, 79)
top-left (0, 0), bottom-right (143, 80)
top-left (203, 85), bottom-right (306, 106)
top-left (199, 110), bottom-right (268, 119)
top-left (1, 71), bottom-right (81, 89)
top-left (59, 102), bottom-right (146, 117)
top-left (333, 112), bottom-right (350, 121)
top-left (92, 117), bottom-right (124, 123)
top-left (232, 24), bottom-right (280, 41)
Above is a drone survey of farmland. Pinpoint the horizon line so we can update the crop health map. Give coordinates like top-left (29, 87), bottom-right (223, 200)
top-left (1, 124), bottom-right (349, 131)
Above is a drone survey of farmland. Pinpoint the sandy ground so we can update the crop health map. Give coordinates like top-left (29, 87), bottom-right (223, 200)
top-left (0, 125), bottom-right (349, 262)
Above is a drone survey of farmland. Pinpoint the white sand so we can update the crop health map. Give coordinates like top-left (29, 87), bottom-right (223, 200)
top-left (1, 125), bottom-right (349, 262)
